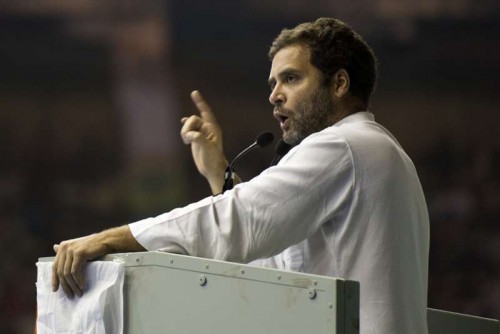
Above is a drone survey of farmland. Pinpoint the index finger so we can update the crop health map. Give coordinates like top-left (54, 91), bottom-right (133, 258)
top-left (190, 90), bottom-right (217, 123)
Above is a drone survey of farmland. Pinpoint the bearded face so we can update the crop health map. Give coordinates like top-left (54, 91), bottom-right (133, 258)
top-left (269, 45), bottom-right (336, 147)
top-left (281, 84), bottom-right (335, 146)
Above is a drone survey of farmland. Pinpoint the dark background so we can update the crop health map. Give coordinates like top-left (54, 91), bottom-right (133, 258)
top-left (0, 1), bottom-right (499, 331)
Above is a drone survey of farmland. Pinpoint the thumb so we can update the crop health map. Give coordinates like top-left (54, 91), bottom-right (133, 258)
top-left (53, 244), bottom-right (59, 253)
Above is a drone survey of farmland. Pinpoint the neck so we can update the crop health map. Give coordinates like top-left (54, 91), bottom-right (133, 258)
top-left (332, 97), bottom-right (367, 124)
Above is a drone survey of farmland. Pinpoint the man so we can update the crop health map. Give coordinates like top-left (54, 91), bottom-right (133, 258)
top-left (52, 18), bottom-right (429, 334)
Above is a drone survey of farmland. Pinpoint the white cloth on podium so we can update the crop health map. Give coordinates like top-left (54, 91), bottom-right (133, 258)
top-left (36, 261), bottom-right (124, 334)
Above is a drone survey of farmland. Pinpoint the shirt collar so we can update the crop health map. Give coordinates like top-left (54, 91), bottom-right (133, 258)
top-left (334, 111), bottom-right (374, 127)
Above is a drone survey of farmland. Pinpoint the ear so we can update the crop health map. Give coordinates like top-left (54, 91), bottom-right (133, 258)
top-left (331, 69), bottom-right (350, 98)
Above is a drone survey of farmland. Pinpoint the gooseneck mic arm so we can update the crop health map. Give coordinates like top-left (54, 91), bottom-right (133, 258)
top-left (222, 132), bottom-right (274, 192)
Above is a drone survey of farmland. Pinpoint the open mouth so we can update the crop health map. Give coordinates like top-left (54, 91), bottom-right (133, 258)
top-left (279, 117), bottom-right (290, 130)
top-left (276, 115), bottom-right (288, 124)
top-left (274, 109), bottom-right (290, 130)
top-left (275, 115), bottom-right (289, 131)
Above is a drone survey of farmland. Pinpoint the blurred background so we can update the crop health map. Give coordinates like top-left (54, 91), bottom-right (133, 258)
top-left (0, 0), bottom-right (499, 332)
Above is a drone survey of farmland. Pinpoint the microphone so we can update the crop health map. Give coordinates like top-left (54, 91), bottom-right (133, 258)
top-left (222, 132), bottom-right (274, 192)
top-left (270, 139), bottom-right (292, 166)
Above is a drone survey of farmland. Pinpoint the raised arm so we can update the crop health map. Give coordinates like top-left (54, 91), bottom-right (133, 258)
top-left (180, 90), bottom-right (229, 195)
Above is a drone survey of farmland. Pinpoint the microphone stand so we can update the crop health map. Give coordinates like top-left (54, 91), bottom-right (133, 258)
top-left (222, 132), bottom-right (274, 192)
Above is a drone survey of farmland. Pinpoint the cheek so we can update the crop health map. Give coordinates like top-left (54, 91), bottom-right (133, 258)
top-left (286, 91), bottom-right (307, 112)
top-left (290, 83), bottom-right (318, 105)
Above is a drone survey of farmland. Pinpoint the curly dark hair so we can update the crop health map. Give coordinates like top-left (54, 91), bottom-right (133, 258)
top-left (269, 18), bottom-right (378, 104)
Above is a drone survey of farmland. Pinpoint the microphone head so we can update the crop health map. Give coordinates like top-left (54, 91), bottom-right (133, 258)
top-left (256, 132), bottom-right (274, 147)
top-left (275, 139), bottom-right (292, 155)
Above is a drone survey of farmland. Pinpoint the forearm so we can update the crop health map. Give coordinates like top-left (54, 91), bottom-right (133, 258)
top-left (98, 225), bottom-right (146, 253)
top-left (52, 225), bottom-right (146, 297)
top-left (206, 161), bottom-right (226, 195)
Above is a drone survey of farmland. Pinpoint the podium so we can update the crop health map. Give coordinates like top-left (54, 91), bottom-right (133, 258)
top-left (107, 252), bottom-right (357, 333)
top-left (38, 251), bottom-right (499, 334)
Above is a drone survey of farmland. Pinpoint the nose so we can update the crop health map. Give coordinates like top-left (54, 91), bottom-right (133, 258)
top-left (269, 86), bottom-right (285, 106)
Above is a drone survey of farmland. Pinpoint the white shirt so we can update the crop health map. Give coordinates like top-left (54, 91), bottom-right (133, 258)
top-left (129, 112), bottom-right (430, 334)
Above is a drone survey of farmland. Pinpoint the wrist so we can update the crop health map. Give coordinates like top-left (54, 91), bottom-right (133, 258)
top-left (206, 159), bottom-right (228, 195)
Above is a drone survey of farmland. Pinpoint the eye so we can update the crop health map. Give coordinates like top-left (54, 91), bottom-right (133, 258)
top-left (286, 74), bottom-right (298, 83)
